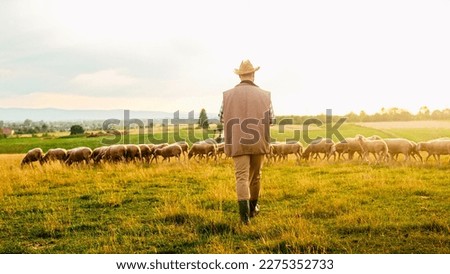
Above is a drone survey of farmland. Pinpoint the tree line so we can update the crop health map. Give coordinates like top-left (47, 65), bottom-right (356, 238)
top-left (276, 106), bottom-right (450, 124)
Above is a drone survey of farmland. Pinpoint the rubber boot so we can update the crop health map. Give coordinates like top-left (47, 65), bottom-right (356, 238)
top-left (249, 200), bottom-right (260, 218)
top-left (238, 200), bottom-right (250, 225)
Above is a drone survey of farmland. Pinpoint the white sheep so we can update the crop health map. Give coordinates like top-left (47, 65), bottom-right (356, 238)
top-left (302, 138), bottom-right (335, 161)
top-left (383, 138), bottom-right (419, 162)
top-left (269, 141), bottom-right (303, 162)
top-left (417, 139), bottom-right (450, 163)
top-left (356, 135), bottom-right (388, 163)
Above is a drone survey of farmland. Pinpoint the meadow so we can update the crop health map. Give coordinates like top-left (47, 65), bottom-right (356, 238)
top-left (0, 121), bottom-right (449, 254)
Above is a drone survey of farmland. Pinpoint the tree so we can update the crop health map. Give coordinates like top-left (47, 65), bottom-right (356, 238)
top-left (70, 125), bottom-right (85, 135)
top-left (418, 106), bottom-right (430, 120)
top-left (198, 108), bottom-right (209, 129)
top-left (23, 119), bottom-right (32, 127)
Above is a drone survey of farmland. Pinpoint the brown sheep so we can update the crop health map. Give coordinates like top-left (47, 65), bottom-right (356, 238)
top-left (42, 148), bottom-right (68, 164)
top-left (21, 148), bottom-right (44, 167)
top-left (149, 143), bottom-right (169, 163)
top-left (125, 144), bottom-right (142, 162)
top-left (188, 141), bottom-right (217, 162)
top-left (138, 144), bottom-right (152, 163)
top-left (65, 147), bottom-right (93, 166)
top-left (104, 144), bottom-right (127, 163)
top-left (176, 141), bottom-right (190, 159)
top-left (91, 146), bottom-right (109, 164)
top-left (154, 144), bottom-right (183, 162)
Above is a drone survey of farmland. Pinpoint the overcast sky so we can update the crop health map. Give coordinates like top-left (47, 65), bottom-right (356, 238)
top-left (1, 0), bottom-right (449, 116)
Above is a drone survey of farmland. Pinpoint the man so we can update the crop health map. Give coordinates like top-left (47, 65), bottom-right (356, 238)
top-left (219, 60), bottom-right (274, 224)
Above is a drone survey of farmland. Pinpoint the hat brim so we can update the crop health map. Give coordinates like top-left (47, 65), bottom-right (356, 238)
top-left (234, 66), bottom-right (260, 75)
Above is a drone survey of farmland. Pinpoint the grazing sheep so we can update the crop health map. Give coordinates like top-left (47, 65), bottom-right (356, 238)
top-left (138, 144), bottom-right (152, 163)
top-left (356, 135), bottom-right (389, 163)
top-left (21, 148), bottom-right (44, 167)
top-left (302, 138), bottom-right (335, 161)
top-left (188, 140), bottom-right (217, 162)
top-left (91, 146), bottom-right (109, 164)
top-left (65, 147), bottom-right (93, 166)
top-left (417, 139), bottom-right (450, 163)
top-left (125, 144), bottom-right (142, 162)
top-left (104, 144), bottom-right (127, 163)
top-left (383, 138), bottom-right (418, 162)
top-left (42, 148), bottom-right (68, 164)
top-left (154, 143), bottom-right (183, 162)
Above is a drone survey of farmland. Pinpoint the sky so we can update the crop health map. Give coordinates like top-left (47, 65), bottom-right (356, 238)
top-left (1, 0), bottom-right (449, 116)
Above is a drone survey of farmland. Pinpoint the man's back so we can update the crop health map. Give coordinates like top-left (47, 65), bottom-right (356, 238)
top-left (222, 81), bottom-right (272, 157)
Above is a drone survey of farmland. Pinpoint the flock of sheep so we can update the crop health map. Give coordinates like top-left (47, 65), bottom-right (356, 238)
top-left (268, 135), bottom-right (450, 164)
top-left (20, 135), bottom-right (450, 167)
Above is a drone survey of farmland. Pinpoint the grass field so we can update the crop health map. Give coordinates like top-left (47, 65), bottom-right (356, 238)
top-left (0, 121), bottom-right (449, 254)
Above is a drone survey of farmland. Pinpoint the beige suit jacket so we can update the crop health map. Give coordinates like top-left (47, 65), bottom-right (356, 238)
top-left (221, 81), bottom-right (273, 157)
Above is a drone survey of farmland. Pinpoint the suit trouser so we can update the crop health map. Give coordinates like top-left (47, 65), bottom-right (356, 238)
top-left (233, 154), bottom-right (264, 201)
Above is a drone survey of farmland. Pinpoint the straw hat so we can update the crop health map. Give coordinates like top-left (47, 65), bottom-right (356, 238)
top-left (234, 60), bottom-right (260, 75)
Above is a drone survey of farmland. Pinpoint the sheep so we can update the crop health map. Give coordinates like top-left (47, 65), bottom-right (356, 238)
top-left (409, 141), bottom-right (423, 162)
top-left (104, 144), bottom-right (127, 163)
top-left (333, 141), bottom-right (349, 161)
top-left (154, 143), bottom-right (183, 162)
top-left (21, 148), bottom-right (44, 167)
top-left (125, 144), bottom-right (142, 162)
top-left (149, 143), bottom-right (169, 163)
top-left (188, 140), bottom-right (217, 162)
top-left (302, 138), bottom-right (335, 161)
top-left (267, 142), bottom-right (282, 162)
top-left (65, 147), bottom-right (93, 166)
top-left (91, 146), bottom-right (109, 164)
top-left (356, 135), bottom-right (389, 163)
top-left (339, 137), bottom-right (364, 160)
top-left (216, 142), bottom-right (226, 159)
top-left (176, 141), bottom-right (190, 159)
top-left (417, 139), bottom-right (450, 163)
top-left (42, 148), bottom-right (68, 164)
top-left (383, 138), bottom-right (419, 162)
top-left (270, 141), bottom-right (303, 162)
top-left (138, 144), bottom-right (152, 163)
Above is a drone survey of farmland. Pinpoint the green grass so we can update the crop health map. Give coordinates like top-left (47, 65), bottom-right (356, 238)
top-left (0, 155), bottom-right (449, 254)
top-left (0, 122), bottom-right (449, 254)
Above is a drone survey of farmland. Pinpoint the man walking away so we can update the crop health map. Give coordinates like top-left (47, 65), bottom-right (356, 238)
top-left (219, 59), bottom-right (274, 224)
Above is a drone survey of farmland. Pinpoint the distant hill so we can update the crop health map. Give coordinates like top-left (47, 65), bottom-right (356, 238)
top-left (0, 108), bottom-right (219, 122)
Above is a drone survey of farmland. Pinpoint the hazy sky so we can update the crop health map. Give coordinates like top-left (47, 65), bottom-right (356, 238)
top-left (1, 0), bottom-right (449, 115)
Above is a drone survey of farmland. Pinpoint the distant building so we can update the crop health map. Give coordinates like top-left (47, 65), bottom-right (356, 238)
top-left (2, 128), bottom-right (14, 136)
